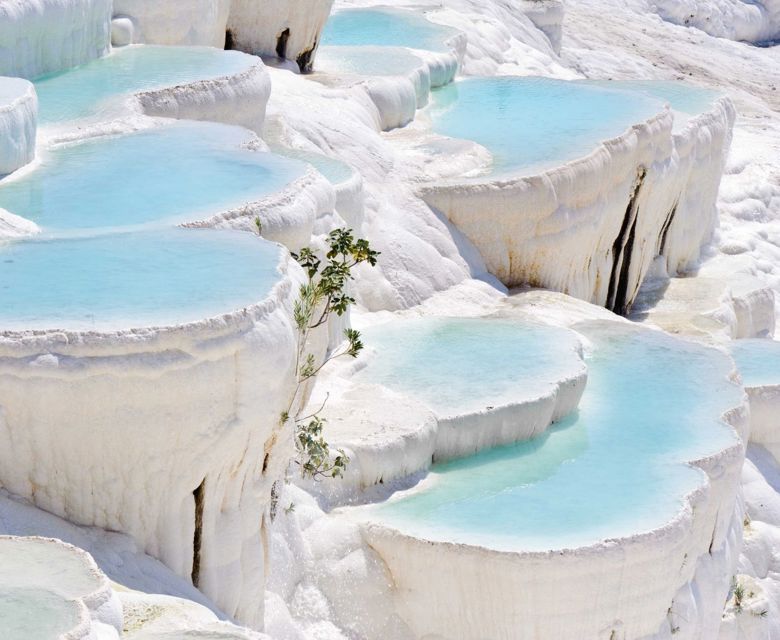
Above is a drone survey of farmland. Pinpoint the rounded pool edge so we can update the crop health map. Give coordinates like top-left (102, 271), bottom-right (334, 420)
top-left (350, 323), bottom-right (749, 640)
top-left (0, 240), bottom-right (300, 354)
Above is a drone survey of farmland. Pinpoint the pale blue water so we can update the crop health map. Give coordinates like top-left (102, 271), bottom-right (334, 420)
top-left (317, 45), bottom-right (424, 77)
top-left (731, 339), bottom-right (780, 388)
top-left (0, 589), bottom-right (80, 640)
top-left (0, 229), bottom-right (283, 330)
top-left (34, 46), bottom-right (256, 124)
top-left (592, 80), bottom-right (720, 116)
top-left (271, 146), bottom-right (355, 185)
top-left (0, 122), bottom-right (306, 232)
top-left (429, 77), bottom-right (666, 175)
top-left (368, 322), bottom-right (741, 551)
top-left (321, 7), bottom-right (459, 52)
top-left (355, 317), bottom-right (583, 418)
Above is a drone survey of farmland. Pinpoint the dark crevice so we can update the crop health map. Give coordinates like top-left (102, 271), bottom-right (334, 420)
top-left (262, 452), bottom-right (270, 474)
top-left (296, 40), bottom-right (318, 73)
top-left (658, 200), bottom-right (679, 257)
top-left (606, 167), bottom-right (646, 315)
top-left (709, 519), bottom-right (718, 555)
top-left (613, 209), bottom-right (640, 316)
top-left (192, 478), bottom-right (206, 587)
top-left (224, 29), bottom-right (234, 51)
top-left (276, 28), bottom-right (290, 59)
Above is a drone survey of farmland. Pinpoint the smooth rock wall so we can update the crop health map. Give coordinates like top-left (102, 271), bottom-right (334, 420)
top-left (0, 254), bottom-right (304, 627)
top-left (0, 77), bottom-right (37, 175)
top-left (112, 0), bottom-right (232, 47)
top-left (0, 0), bottom-right (111, 79)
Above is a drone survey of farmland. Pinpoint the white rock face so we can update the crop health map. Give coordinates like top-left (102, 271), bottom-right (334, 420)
top-left (228, 0), bottom-right (335, 72)
top-left (0, 253), bottom-right (304, 628)
top-left (420, 98), bottom-right (735, 314)
top-left (361, 400), bottom-right (748, 640)
top-left (0, 0), bottom-right (111, 79)
top-left (112, 0), bottom-right (232, 48)
top-left (0, 77), bottom-right (37, 176)
top-left (0, 536), bottom-right (123, 640)
top-left (653, 0), bottom-right (780, 44)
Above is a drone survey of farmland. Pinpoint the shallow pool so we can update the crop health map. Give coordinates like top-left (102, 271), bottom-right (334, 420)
top-left (34, 45), bottom-right (257, 124)
top-left (0, 122), bottom-right (306, 232)
top-left (354, 317), bottom-right (583, 418)
top-left (367, 322), bottom-right (741, 551)
top-left (317, 45), bottom-right (425, 78)
top-left (428, 77), bottom-right (665, 175)
top-left (0, 588), bottom-right (81, 640)
top-left (271, 146), bottom-right (355, 185)
top-left (0, 228), bottom-right (283, 330)
top-left (731, 339), bottom-right (780, 388)
top-left (321, 7), bottom-right (459, 52)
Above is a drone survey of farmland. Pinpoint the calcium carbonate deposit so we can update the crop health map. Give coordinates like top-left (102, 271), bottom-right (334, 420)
top-left (0, 0), bottom-right (779, 638)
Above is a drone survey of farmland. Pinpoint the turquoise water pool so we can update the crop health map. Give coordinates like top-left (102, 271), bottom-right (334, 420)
top-left (354, 317), bottom-right (583, 418)
top-left (429, 77), bottom-right (666, 175)
top-left (731, 339), bottom-right (780, 388)
top-left (317, 45), bottom-right (425, 78)
top-left (591, 80), bottom-right (720, 116)
top-left (0, 228), bottom-right (283, 330)
top-left (321, 7), bottom-right (459, 52)
top-left (34, 45), bottom-right (256, 124)
top-left (0, 122), bottom-right (306, 232)
top-left (367, 322), bottom-right (741, 551)
top-left (271, 146), bottom-right (355, 185)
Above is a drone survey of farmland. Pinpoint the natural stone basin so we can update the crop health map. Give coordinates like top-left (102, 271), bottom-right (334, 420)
top-left (0, 228), bottom-right (284, 331)
top-left (418, 77), bottom-right (735, 314)
top-left (321, 7), bottom-right (460, 52)
top-left (428, 77), bottom-right (665, 175)
top-left (367, 321), bottom-right (740, 550)
top-left (359, 321), bottom-right (746, 639)
top-left (352, 317), bottom-right (586, 459)
top-left (0, 536), bottom-right (121, 639)
top-left (33, 45), bottom-right (258, 125)
top-left (0, 121), bottom-right (307, 232)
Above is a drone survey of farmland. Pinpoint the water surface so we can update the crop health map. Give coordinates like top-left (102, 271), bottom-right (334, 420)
top-left (367, 322), bottom-right (740, 551)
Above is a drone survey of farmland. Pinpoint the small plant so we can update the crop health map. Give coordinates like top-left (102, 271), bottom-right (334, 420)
top-left (281, 228), bottom-right (379, 480)
top-left (732, 577), bottom-right (746, 614)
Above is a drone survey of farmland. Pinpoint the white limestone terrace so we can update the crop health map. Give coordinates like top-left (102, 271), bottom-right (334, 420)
top-left (0, 0), bottom-right (112, 79)
top-left (731, 339), bottom-right (780, 464)
top-left (0, 76), bottom-right (36, 175)
top-left (0, 536), bottom-right (122, 639)
top-left (0, 41), bottom-right (334, 629)
top-left (310, 5), bottom-right (466, 130)
top-left (0, 230), bottom-right (305, 626)
top-left (308, 315), bottom-right (586, 496)
top-left (0, 121), bottom-right (332, 250)
top-left (32, 44), bottom-right (272, 138)
top-left (415, 77), bottom-right (735, 315)
top-left (352, 320), bottom-right (748, 640)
